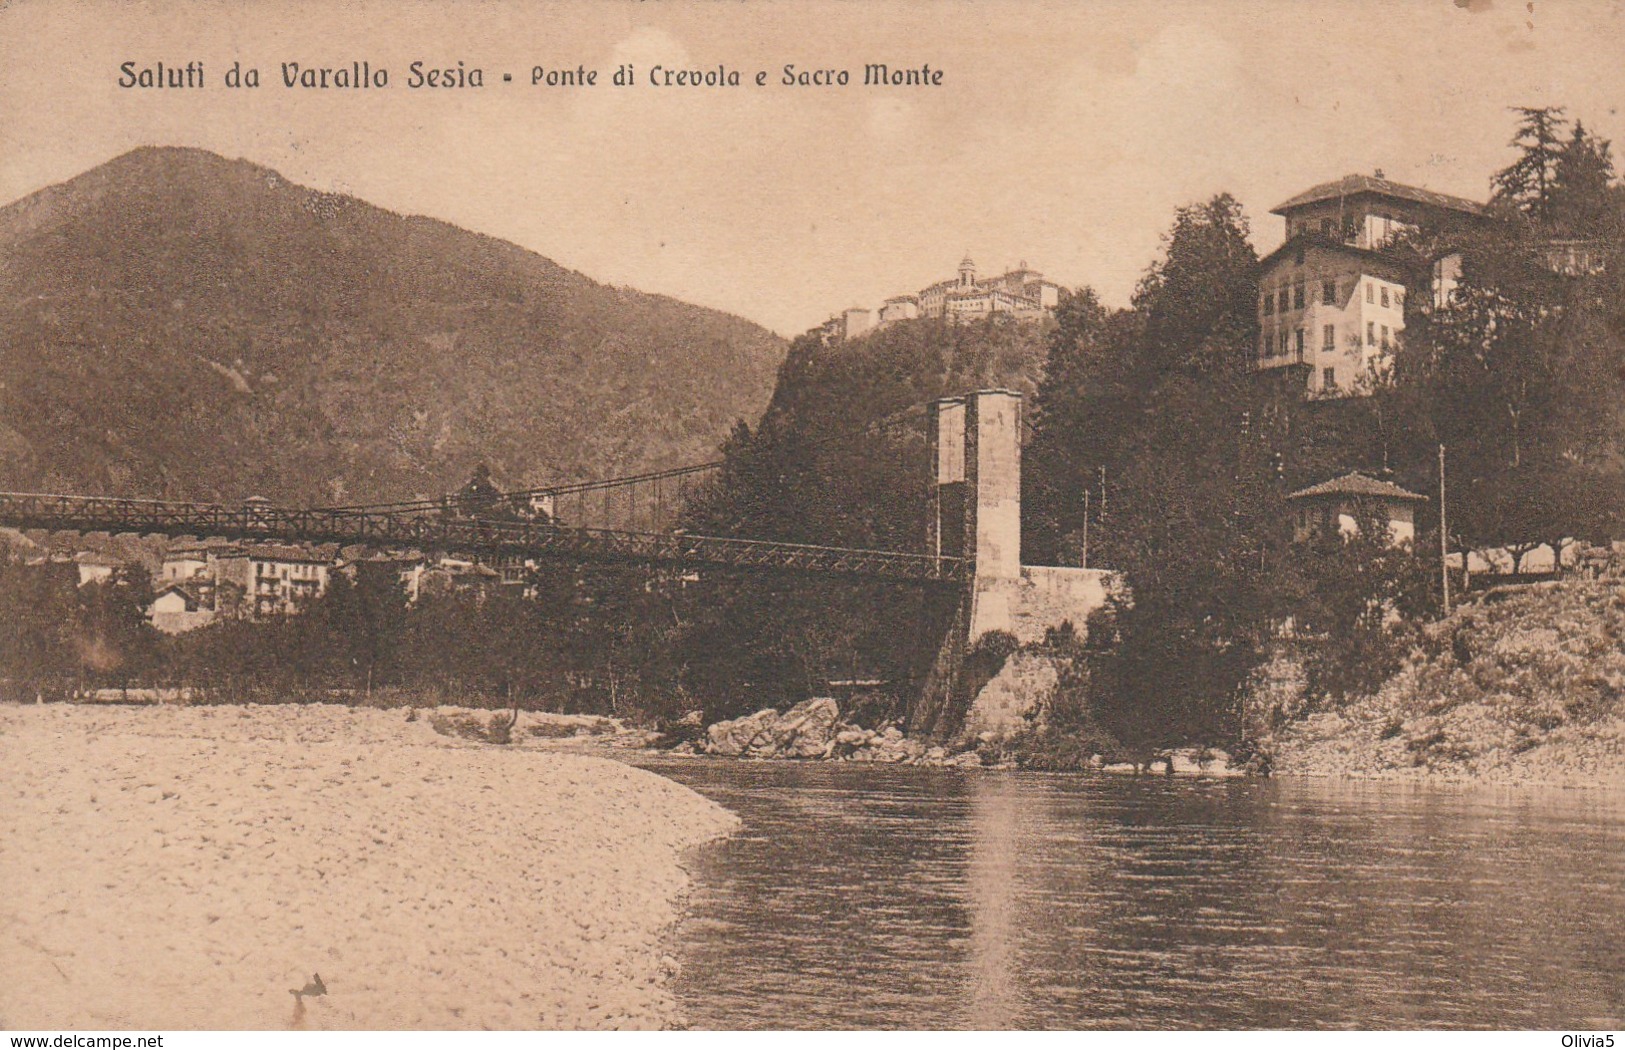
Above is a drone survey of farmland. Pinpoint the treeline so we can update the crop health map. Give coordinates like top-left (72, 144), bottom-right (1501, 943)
top-left (0, 550), bottom-right (958, 726)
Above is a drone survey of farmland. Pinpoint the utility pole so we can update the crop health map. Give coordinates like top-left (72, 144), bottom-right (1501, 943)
top-left (1439, 443), bottom-right (1451, 617)
top-left (1081, 488), bottom-right (1090, 568)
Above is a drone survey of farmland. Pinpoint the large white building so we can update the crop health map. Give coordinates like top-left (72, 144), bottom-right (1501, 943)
top-left (914, 256), bottom-right (1062, 323)
top-left (1257, 174), bottom-right (1489, 397)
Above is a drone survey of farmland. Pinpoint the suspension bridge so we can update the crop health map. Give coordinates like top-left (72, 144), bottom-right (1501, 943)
top-left (0, 390), bottom-right (1113, 641)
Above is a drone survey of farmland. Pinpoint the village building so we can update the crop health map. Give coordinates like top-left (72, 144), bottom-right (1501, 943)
top-left (160, 539), bottom-right (240, 584)
top-left (1286, 471), bottom-right (1427, 547)
top-left (149, 581), bottom-right (215, 634)
top-left (73, 550), bottom-right (122, 587)
top-left (817, 307), bottom-right (877, 344)
top-left (877, 295), bottom-right (920, 325)
top-left (1258, 174), bottom-right (1489, 397)
top-left (212, 543), bottom-right (337, 617)
top-left (421, 555), bottom-right (504, 598)
top-left (337, 548), bottom-right (523, 604)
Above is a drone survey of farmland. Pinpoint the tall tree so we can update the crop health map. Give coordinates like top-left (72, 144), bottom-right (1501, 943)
top-left (1491, 105), bottom-right (1569, 223)
top-left (1550, 120), bottom-right (1617, 235)
top-left (1076, 194), bottom-right (1272, 745)
top-left (1132, 193), bottom-right (1260, 378)
top-left (1023, 287), bottom-right (1126, 563)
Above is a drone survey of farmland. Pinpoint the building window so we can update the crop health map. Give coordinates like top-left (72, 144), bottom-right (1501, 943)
top-left (1323, 324), bottom-right (1336, 351)
top-left (1294, 247), bottom-right (1306, 266)
top-left (1394, 288), bottom-right (1404, 308)
top-left (1367, 321), bottom-right (1376, 346)
top-left (1381, 325), bottom-right (1391, 349)
top-left (1294, 282), bottom-right (1305, 309)
top-left (1261, 333), bottom-right (1271, 357)
top-left (1322, 280), bottom-right (1337, 305)
top-left (1323, 367), bottom-right (1337, 389)
top-left (1295, 328), bottom-right (1306, 355)
top-left (1380, 286), bottom-right (1390, 308)
top-left (1262, 293), bottom-right (1274, 316)
top-left (1365, 282), bottom-right (1375, 304)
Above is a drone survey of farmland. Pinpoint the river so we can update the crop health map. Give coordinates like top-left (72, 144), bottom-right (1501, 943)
top-left (636, 758), bottom-right (1625, 1030)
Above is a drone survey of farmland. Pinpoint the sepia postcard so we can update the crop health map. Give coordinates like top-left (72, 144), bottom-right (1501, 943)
top-left (1, 0), bottom-right (1622, 1036)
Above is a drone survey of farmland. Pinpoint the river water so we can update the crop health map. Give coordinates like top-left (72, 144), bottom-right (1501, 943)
top-left (636, 758), bottom-right (1625, 1030)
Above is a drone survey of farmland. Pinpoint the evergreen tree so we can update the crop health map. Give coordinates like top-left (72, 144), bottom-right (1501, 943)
top-left (1132, 193), bottom-right (1259, 378)
top-left (1075, 195), bottom-right (1272, 746)
top-left (1491, 105), bottom-right (1569, 223)
top-left (1550, 120), bottom-right (1617, 235)
top-left (1023, 287), bottom-right (1120, 563)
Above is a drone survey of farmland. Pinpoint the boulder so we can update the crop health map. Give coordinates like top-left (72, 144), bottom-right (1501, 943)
top-left (706, 708), bottom-right (781, 757)
top-left (948, 751), bottom-right (983, 768)
top-left (769, 697), bottom-right (841, 758)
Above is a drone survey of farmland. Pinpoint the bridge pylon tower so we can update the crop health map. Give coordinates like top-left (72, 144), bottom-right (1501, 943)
top-left (929, 389), bottom-right (1026, 642)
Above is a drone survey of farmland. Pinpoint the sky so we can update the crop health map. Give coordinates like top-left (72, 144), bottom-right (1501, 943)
top-left (1, 0), bottom-right (1622, 336)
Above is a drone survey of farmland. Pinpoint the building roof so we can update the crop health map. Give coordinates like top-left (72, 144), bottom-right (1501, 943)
top-left (1256, 233), bottom-right (1410, 273)
top-left (152, 582), bottom-right (204, 605)
top-left (1287, 472), bottom-right (1428, 503)
top-left (166, 538), bottom-right (240, 556)
top-left (238, 543), bottom-right (336, 563)
top-left (74, 550), bottom-right (124, 567)
top-left (1272, 175), bottom-right (1485, 218)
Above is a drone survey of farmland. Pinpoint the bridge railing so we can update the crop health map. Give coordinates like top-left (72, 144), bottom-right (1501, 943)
top-left (0, 491), bottom-right (967, 584)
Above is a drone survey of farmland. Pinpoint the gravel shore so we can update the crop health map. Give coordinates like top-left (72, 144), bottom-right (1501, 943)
top-left (0, 703), bottom-right (738, 1030)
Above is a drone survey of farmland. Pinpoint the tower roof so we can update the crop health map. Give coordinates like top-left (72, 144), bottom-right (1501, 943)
top-left (959, 254), bottom-right (976, 270)
top-left (1272, 175), bottom-right (1485, 218)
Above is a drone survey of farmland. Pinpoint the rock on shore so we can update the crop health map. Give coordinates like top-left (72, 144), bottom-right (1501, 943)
top-left (1270, 579), bottom-right (1625, 788)
top-left (699, 698), bottom-right (979, 766)
top-left (0, 703), bottom-right (738, 1030)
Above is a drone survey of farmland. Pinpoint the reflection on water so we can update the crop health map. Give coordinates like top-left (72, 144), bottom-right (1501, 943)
top-left (636, 759), bottom-right (1625, 1030)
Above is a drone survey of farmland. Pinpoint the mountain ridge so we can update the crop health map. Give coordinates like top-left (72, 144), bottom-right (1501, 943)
top-left (0, 146), bottom-right (786, 506)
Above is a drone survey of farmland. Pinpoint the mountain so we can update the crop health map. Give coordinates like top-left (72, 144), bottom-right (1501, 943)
top-left (0, 147), bottom-right (785, 506)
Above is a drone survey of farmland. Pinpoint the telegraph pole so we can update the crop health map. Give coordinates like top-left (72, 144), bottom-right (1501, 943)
top-left (1439, 443), bottom-right (1451, 616)
top-left (1081, 488), bottom-right (1090, 568)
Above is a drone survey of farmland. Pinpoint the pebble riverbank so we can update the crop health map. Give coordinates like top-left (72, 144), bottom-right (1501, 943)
top-left (0, 703), bottom-right (738, 1030)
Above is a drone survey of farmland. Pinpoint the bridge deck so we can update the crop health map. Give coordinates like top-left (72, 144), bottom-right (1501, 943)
top-left (0, 492), bottom-right (967, 584)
